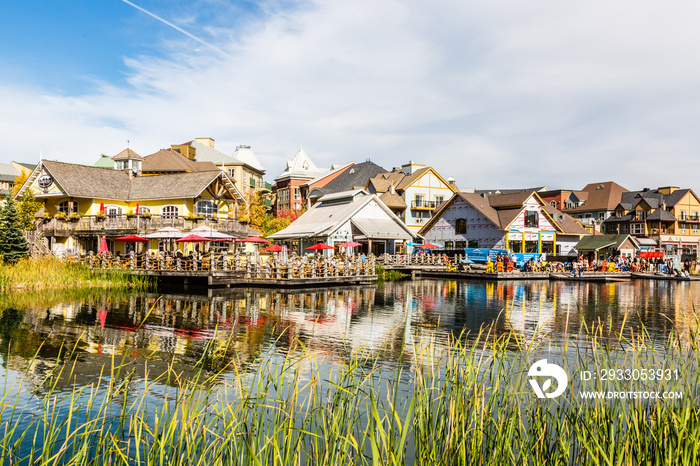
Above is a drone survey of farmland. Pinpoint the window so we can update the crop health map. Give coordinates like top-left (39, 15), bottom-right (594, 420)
top-left (278, 189), bottom-right (289, 202)
top-left (550, 201), bottom-right (556, 207)
top-left (638, 210), bottom-right (648, 220)
top-left (455, 218), bottom-right (467, 234)
top-left (509, 240), bottom-right (522, 253)
top-left (681, 210), bottom-right (687, 220)
top-left (607, 225), bottom-right (617, 234)
top-left (162, 205), bottom-right (179, 219)
top-left (598, 212), bottom-right (605, 220)
top-left (525, 241), bottom-right (539, 253)
top-left (616, 211), bottom-right (622, 218)
top-left (115, 160), bottom-right (128, 170)
top-left (196, 201), bottom-right (218, 218)
top-left (693, 224), bottom-right (698, 234)
top-left (468, 240), bottom-right (479, 248)
top-left (632, 224), bottom-right (643, 235)
top-left (444, 241), bottom-right (454, 249)
top-left (435, 195), bottom-right (444, 205)
top-left (294, 188), bottom-right (301, 200)
top-left (455, 241), bottom-right (466, 249)
top-left (681, 223), bottom-right (687, 233)
top-left (693, 211), bottom-right (699, 221)
top-left (106, 206), bottom-right (122, 217)
top-left (621, 224), bottom-right (629, 233)
top-left (228, 168), bottom-right (236, 178)
top-left (58, 200), bottom-right (78, 214)
top-left (524, 211), bottom-right (538, 228)
top-left (138, 206), bottom-right (150, 214)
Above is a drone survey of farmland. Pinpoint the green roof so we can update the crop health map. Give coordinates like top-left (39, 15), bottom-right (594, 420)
top-left (93, 154), bottom-right (114, 168)
top-left (576, 234), bottom-right (631, 251)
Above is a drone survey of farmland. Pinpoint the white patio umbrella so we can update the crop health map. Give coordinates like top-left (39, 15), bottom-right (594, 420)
top-left (144, 227), bottom-right (184, 239)
top-left (189, 225), bottom-right (234, 240)
top-left (144, 227), bottom-right (184, 253)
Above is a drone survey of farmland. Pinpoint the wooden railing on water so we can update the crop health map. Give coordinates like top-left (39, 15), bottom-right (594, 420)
top-left (67, 252), bottom-right (377, 280)
top-left (382, 254), bottom-right (449, 266)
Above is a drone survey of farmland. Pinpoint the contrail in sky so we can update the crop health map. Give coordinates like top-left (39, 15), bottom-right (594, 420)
top-left (120, 0), bottom-right (226, 55)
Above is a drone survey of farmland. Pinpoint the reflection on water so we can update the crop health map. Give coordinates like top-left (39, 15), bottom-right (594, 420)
top-left (1, 279), bottom-right (699, 389)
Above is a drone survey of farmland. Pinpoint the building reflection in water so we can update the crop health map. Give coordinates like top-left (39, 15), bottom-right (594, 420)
top-left (2, 279), bottom-right (700, 384)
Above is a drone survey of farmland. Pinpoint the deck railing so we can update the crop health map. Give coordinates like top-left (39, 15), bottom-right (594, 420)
top-left (40, 214), bottom-right (252, 235)
top-left (69, 252), bottom-right (377, 279)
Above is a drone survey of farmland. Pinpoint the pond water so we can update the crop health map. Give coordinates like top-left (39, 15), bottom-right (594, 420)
top-left (2, 278), bottom-right (699, 391)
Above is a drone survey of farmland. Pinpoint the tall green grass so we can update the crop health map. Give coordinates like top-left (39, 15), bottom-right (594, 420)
top-left (0, 257), bottom-right (151, 292)
top-left (1, 319), bottom-right (700, 465)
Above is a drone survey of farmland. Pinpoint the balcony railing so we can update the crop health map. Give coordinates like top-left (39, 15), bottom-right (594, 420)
top-left (410, 200), bottom-right (437, 210)
top-left (40, 214), bottom-right (253, 236)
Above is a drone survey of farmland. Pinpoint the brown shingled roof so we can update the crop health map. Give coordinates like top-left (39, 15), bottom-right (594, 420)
top-left (40, 160), bottom-right (239, 202)
top-left (142, 149), bottom-right (219, 173)
top-left (486, 191), bottom-right (535, 209)
top-left (542, 204), bottom-right (588, 235)
top-left (378, 192), bottom-right (407, 209)
top-left (112, 148), bottom-right (143, 160)
top-left (565, 181), bottom-right (627, 213)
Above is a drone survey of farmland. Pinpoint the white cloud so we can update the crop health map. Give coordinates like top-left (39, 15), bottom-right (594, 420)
top-left (3, 0), bottom-right (700, 190)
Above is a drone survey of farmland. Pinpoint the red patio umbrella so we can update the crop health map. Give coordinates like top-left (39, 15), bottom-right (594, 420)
top-left (262, 244), bottom-right (289, 252)
top-left (306, 243), bottom-right (335, 250)
top-left (415, 243), bottom-right (440, 249)
top-left (99, 202), bottom-right (105, 215)
top-left (237, 236), bottom-right (269, 243)
top-left (115, 235), bottom-right (149, 242)
top-left (176, 234), bottom-right (211, 243)
top-left (336, 241), bottom-right (362, 248)
top-left (98, 235), bottom-right (109, 254)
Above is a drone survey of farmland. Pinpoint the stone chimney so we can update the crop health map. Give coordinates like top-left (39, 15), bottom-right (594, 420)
top-left (195, 137), bottom-right (215, 148)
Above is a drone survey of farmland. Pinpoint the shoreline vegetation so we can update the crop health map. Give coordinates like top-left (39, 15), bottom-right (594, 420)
top-left (375, 265), bottom-right (407, 281)
top-left (1, 319), bottom-right (699, 465)
top-left (0, 257), bottom-right (151, 293)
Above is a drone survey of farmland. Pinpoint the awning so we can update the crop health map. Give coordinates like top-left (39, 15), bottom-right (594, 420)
top-left (351, 218), bottom-right (413, 240)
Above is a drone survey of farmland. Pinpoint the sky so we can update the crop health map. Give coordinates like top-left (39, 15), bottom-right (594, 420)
top-left (2, 0), bottom-right (700, 191)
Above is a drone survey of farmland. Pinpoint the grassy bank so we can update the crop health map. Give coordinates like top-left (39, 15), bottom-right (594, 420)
top-left (0, 257), bottom-right (151, 292)
top-left (2, 320), bottom-right (700, 465)
top-left (375, 265), bottom-right (407, 281)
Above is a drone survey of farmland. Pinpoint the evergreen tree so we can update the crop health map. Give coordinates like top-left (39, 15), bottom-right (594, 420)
top-left (0, 196), bottom-right (30, 264)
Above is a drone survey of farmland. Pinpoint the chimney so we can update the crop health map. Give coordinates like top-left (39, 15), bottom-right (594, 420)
top-left (195, 137), bottom-right (215, 148)
top-left (447, 177), bottom-right (456, 188)
top-left (389, 183), bottom-right (396, 195)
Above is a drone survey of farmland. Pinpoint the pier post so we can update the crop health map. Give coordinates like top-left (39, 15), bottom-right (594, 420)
top-left (129, 251), bottom-right (135, 270)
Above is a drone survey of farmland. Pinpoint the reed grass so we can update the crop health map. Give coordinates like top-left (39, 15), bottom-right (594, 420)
top-left (0, 257), bottom-right (151, 293)
top-left (375, 265), bottom-right (407, 282)
top-left (1, 318), bottom-right (700, 465)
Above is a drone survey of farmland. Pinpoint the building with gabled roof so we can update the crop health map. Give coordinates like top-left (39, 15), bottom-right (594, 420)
top-left (305, 161), bottom-right (387, 207)
top-left (171, 138), bottom-right (266, 198)
top-left (142, 148), bottom-right (219, 175)
top-left (575, 234), bottom-right (640, 260)
top-left (272, 147), bottom-right (327, 213)
top-left (16, 158), bottom-right (253, 255)
top-left (367, 161), bottom-right (458, 232)
top-left (602, 186), bottom-right (700, 258)
top-left (419, 190), bottom-right (589, 256)
top-left (563, 181), bottom-right (628, 231)
top-left (268, 189), bottom-right (418, 256)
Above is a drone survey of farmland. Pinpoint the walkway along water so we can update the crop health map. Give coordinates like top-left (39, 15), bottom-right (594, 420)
top-left (69, 250), bottom-right (378, 287)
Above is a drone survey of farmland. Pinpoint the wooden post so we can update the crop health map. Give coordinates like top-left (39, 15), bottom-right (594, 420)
top-left (129, 251), bottom-right (135, 270)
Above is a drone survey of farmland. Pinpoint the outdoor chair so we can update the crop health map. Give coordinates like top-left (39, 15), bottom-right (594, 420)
top-left (496, 262), bottom-right (504, 272)
top-left (506, 263), bottom-right (514, 272)
top-left (486, 262), bottom-right (494, 273)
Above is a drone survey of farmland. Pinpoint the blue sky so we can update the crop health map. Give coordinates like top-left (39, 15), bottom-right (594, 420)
top-left (2, 0), bottom-right (700, 191)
